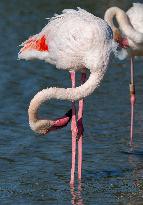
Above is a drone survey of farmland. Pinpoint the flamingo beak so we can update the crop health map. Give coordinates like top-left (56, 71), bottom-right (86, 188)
top-left (44, 109), bottom-right (72, 134)
top-left (114, 30), bottom-right (129, 49)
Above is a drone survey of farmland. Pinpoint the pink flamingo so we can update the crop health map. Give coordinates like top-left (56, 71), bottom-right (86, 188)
top-left (104, 3), bottom-right (143, 146)
top-left (18, 8), bottom-right (115, 184)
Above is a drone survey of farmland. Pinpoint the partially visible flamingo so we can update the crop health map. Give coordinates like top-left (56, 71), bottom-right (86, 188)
top-left (18, 8), bottom-right (115, 184)
top-left (104, 3), bottom-right (143, 145)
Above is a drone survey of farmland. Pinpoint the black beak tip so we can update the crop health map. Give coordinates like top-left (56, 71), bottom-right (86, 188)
top-left (65, 109), bottom-right (72, 119)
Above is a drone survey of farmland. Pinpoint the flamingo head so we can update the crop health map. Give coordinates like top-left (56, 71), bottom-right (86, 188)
top-left (113, 29), bottom-right (129, 49)
top-left (18, 35), bottom-right (49, 60)
top-left (29, 109), bottom-right (72, 135)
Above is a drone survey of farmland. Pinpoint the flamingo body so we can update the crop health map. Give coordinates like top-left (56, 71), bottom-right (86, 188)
top-left (19, 8), bottom-right (114, 71)
top-left (127, 3), bottom-right (143, 34)
top-left (19, 8), bottom-right (115, 183)
top-left (19, 8), bottom-right (115, 134)
top-left (104, 4), bottom-right (143, 145)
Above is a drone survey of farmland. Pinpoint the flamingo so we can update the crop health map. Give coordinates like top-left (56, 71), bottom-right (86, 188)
top-left (18, 8), bottom-right (115, 184)
top-left (104, 3), bottom-right (143, 146)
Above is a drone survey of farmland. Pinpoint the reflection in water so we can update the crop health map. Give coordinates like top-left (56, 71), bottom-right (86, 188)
top-left (117, 148), bottom-right (143, 204)
top-left (129, 154), bottom-right (143, 204)
top-left (70, 183), bottom-right (84, 205)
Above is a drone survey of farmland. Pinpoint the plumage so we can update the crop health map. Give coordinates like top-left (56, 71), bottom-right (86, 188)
top-left (127, 3), bottom-right (143, 33)
top-left (19, 8), bottom-right (114, 70)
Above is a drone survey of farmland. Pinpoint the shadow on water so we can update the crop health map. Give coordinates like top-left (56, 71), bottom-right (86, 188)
top-left (122, 149), bottom-right (143, 156)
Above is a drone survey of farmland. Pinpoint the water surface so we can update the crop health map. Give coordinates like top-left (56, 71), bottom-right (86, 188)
top-left (1, 0), bottom-right (143, 204)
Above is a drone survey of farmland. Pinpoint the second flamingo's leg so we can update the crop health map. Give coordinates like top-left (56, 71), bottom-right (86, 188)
top-left (129, 57), bottom-right (136, 146)
top-left (78, 69), bottom-right (86, 181)
top-left (70, 71), bottom-right (78, 185)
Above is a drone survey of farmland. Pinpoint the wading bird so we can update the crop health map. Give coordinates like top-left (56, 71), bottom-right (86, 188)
top-left (19, 8), bottom-right (115, 184)
top-left (104, 3), bottom-right (143, 145)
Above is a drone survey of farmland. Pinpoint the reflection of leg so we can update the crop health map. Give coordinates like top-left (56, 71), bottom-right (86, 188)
top-left (130, 57), bottom-right (136, 146)
top-left (78, 181), bottom-right (84, 205)
top-left (70, 71), bottom-right (78, 185)
top-left (70, 183), bottom-right (75, 205)
top-left (70, 181), bottom-right (84, 205)
top-left (78, 70), bottom-right (86, 181)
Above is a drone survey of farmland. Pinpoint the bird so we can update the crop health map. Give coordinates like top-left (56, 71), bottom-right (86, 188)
top-left (18, 8), bottom-right (115, 184)
top-left (104, 3), bottom-right (143, 146)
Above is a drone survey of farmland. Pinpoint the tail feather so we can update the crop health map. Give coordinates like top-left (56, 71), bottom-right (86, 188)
top-left (19, 35), bottom-right (48, 53)
top-left (18, 35), bottom-right (49, 61)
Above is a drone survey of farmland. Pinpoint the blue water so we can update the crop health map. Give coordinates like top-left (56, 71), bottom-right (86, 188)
top-left (1, 0), bottom-right (143, 204)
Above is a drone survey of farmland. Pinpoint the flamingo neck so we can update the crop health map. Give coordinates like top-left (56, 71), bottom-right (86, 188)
top-left (104, 7), bottom-right (143, 44)
top-left (28, 67), bottom-right (107, 135)
top-left (28, 93), bottom-right (72, 135)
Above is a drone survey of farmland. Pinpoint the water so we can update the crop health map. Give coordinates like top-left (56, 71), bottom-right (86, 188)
top-left (1, 0), bottom-right (143, 204)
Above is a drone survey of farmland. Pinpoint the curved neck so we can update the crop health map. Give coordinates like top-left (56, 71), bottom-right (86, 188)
top-left (28, 67), bottom-right (107, 133)
top-left (29, 70), bottom-right (103, 119)
top-left (104, 7), bottom-right (143, 44)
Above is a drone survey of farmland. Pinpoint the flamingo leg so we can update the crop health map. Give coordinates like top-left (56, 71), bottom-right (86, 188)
top-left (129, 57), bottom-right (136, 146)
top-left (70, 71), bottom-right (78, 185)
top-left (78, 69), bottom-right (86, 181)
